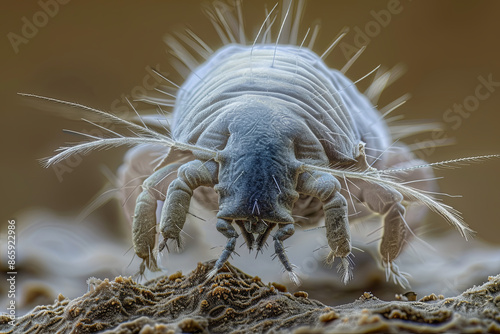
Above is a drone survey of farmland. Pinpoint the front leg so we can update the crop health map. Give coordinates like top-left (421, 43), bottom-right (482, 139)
top-left (273, 223), bottom-right (300, 285)
top-left (297, 170), bottom-right (352, 283)
top-left (158, 159), bottom-right (218, 251)
top-left (207, 219), bottom-right (239, 278)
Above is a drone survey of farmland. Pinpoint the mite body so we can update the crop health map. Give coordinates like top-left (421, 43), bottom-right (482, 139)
top-left (120, 44), bottom-right (437, 285)
top-left (35, 0), bottom-right (495, 287)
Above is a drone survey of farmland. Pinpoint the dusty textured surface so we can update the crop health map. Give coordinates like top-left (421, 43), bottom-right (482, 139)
top-left (1, 261), bottom-right (499, 334)
top-left (4, 211), bottom-right (499, 316)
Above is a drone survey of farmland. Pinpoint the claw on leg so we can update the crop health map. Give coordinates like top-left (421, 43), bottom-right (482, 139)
top-left (158, 235), bottom-right (182, 253)
top-left (383, 260), bottom-right (411, 289)
top-left (325, 249), bottom-right (353, 285)
top-left (287, 270), bottom-right (302, 286)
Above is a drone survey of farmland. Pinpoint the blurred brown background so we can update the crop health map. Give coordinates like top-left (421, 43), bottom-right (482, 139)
top-left (2, 0), bottom-right (499, 244)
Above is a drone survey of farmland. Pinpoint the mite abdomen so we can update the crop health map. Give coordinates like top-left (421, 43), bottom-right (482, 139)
top-left (173, 44), bottom-right (391, 165)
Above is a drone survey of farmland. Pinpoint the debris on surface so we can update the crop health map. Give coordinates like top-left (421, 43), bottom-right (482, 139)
top-left (2, 261), bottom-right (499, 334)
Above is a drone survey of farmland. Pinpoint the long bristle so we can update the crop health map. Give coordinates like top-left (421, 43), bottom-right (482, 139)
top-left (19, 93), bottom-right (217, 166)
top-left (305, 163), bottom-right (476, 240)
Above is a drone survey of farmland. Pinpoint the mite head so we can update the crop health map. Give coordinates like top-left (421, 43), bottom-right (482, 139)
top-left (214, 100), bottom-right (302, 234)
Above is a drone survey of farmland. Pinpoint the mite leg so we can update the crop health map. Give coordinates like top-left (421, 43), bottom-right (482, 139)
top-left (132, 163), bottom-right (181, 274)
top-left (363, 144), bottom-right (437, 287)
top-left (359, 183), bottom-right (410, 287)
top-left (297, 170), bottom-right (352, 283)
top-left (158, 159), bottom-right (217, 252)
top-left (207, 219), bottom-right (239, 278)
top-left (323, 191), bottom-right (352, 283)
top-left (273, 223), bottom-right (300, 285)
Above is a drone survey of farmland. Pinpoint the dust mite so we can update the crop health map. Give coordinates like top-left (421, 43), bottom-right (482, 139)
top-left (29, 0), bottom-right (497, 287)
